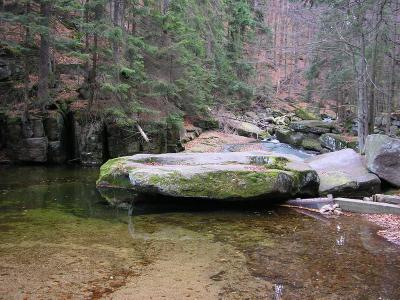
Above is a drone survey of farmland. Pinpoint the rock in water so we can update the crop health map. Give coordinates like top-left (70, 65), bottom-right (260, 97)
top-left (365, 134), bottom-right (400, 187)
top-left (319, 133), bottom-right (358, 152)
top-left (306, 149), bottom-right (381, 197)
top-left (96, 151), bottom-right (319, 203)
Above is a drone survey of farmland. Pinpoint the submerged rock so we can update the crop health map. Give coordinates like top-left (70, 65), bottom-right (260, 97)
top-left (96, 151), bottom-right (319, 203)
top-left (306, 149), bottom-right (381, 197)
top-left (365, 134), bottom-right (400, 187)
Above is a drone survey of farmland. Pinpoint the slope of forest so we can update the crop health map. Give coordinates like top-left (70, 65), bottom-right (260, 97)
top-left (0, 0), bottom-right (399, 164)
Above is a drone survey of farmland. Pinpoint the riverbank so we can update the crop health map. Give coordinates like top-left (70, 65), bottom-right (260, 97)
top-left (364, 214), bottom-right (400, 246)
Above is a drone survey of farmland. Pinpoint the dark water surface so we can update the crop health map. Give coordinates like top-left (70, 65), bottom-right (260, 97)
top-left (0, 166), bottom-right (399, 299)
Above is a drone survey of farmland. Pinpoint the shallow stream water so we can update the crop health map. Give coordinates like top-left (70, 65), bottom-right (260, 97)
top-left (1, 166), bottom-right (400, 299)
top-left (223, 141), bottom-right (315, 159)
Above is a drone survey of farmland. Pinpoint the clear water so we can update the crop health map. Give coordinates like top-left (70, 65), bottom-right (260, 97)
top-left (0, 166), bottom-right (399, 299)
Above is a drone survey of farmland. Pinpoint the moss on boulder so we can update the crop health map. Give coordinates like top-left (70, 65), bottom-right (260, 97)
top-left (294, 108), bottom-right (319, 121)
top-left (96, 151), bottom-right (320, 203)
top-left (301, 138), bottom-right (323, 152)
top-left (320, 133), bottom-right (359, 152)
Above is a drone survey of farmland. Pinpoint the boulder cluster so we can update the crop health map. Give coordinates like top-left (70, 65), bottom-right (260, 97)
top-left (96, 135), bottom-right (400, 205)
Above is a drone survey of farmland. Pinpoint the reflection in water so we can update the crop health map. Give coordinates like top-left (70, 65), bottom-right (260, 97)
top-left (0, 166), bottom-right (400, 299)
top-left (273, 283), bottom-right (284, 300)
top-left (336, 223), bottom-right (346, 246)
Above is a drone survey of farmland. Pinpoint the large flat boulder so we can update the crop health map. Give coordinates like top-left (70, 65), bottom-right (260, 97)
top-left (306, 149), bottom-right (381, 197)
top-left (365, 134), bottom-right (400, 187)
top-left (96, 151), bottom-right (319, 203)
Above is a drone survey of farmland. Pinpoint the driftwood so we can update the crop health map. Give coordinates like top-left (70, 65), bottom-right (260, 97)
top-left (136, 124), bottom-right (150, 143)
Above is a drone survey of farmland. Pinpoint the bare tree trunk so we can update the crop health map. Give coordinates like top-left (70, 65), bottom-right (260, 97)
top-left (162, 0), bottom-right (169, 14)
top-left (84, 0), bottom-right (90, 82)
top-left (356, 33), bottom-right (369, 152)
top-left (38, 1), bottom-right (51, 110)
top-left (386, 1), bottom-right (398, 134)
top-left (88, 3), bottom-right (103, 111)
top-left (113, 0), bottom-right (122, 65)
top-left (368, 25), bottom-right (379, 133)
top-left (23, 0), bottom-right (31, 118)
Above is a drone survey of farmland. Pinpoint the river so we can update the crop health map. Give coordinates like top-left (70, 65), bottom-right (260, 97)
top-left (0, 166), bottom-right (399, 299)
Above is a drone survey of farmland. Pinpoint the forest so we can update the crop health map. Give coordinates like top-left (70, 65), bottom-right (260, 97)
top-left (0, 0), bottom-right (399, 149)
top-left (1, 1), bottom-right (400, 299)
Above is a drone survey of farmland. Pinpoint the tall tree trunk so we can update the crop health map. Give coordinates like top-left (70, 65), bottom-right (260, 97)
top-left (23, 0), bottom-right (31, 118)
top-left (88, 3), bottom-right (103, 110)
top-left (386, 5), bottom-right (398, 134)
top-left (84, 0), bottom-right (90, 82)
top-left (162, 0), bottom-right (169, 14)
top-left (37, 1), bottom-right (51, 110)
top-left (368, 26), bottom-right (379, 133)
top-left (356, 33), bottom-right (369, 152)
top-left (113, 0), bottom-right (123, 65)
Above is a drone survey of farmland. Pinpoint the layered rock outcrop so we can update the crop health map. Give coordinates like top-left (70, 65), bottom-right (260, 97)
top-left (0, 110), bottom-right (199, 165)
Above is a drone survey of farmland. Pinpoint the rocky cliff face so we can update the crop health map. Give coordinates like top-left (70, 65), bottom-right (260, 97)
top-left (0, 108), bottom-right (198, 165)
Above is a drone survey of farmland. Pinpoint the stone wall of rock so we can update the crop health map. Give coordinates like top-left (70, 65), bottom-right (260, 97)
top-left (275, 120), bottom-right (359, 153)
top-left (0, 109), bottom-right (198, 165)
top-left (1, 112), bottom-right (67, 163)
top-left (374, 112), bottom-right (400, 137)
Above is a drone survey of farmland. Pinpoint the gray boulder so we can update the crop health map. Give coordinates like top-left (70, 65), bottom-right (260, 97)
top-left (365, 134), bottom-right (400, 187)
top-left (97, 151), bottom-right (319, 203)
top-left (320, 133), bottom-right (359, 152)
top-left (16, 137), bottom-right (48, 162)
top-left (275, 128), bottom-right (304, 146)
top-left (290, 120), bottom-right (336, 135)
top-left (306, 149), bottom-right (381, 197)
top-left (226, 119), bottom-right (264, 138)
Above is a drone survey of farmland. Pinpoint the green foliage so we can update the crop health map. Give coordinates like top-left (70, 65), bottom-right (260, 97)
top-left (1, 0), bottom-right (266, 120)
